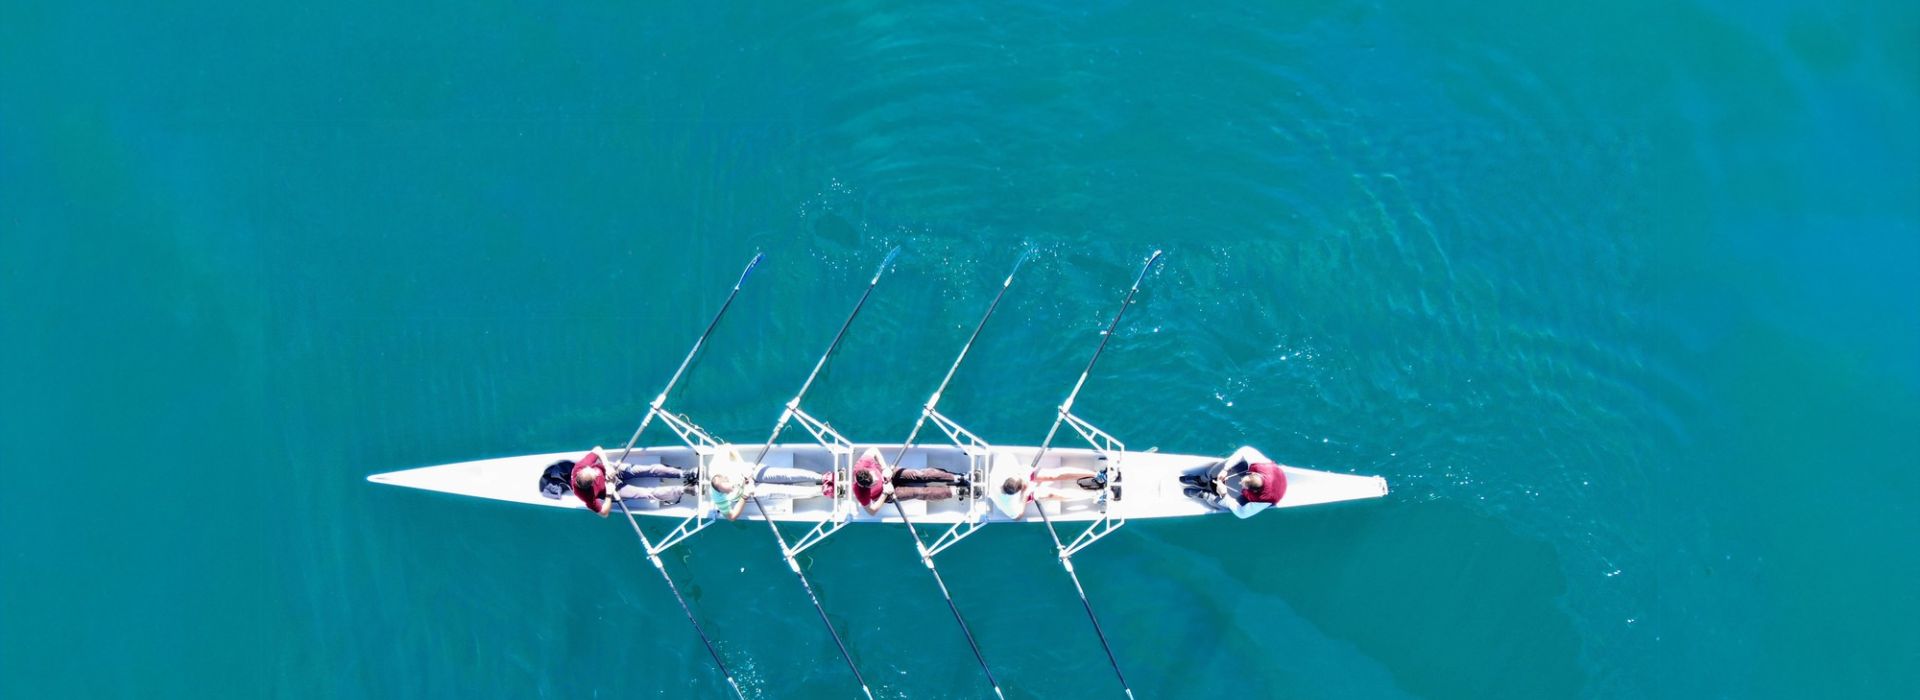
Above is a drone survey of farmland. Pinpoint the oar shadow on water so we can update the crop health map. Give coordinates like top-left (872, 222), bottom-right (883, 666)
top-left (835, 523), bottom-right (1134, 699)
top-left (658, 522), bottom-right (848, 698)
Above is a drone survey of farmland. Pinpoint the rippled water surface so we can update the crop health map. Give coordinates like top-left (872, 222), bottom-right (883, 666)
top-left (4, 2), bottom-right (1916, 698)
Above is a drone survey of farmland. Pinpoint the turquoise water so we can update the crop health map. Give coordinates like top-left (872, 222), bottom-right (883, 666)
top-left (4, 1), bottom-right (1916, 697)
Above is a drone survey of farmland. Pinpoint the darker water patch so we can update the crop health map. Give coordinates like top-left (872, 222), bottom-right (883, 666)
top-left (1701, 321), bottom-right (1920, 698)
top-left (1158, 499), bottom-right (1587, 699)
top-left (812, 212), bottom-right (861, 250)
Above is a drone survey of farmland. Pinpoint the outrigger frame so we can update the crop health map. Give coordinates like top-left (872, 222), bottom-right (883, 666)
top-left (1054, 408), bottom-right (1128, 559)
top-left (605, 252), bottom-right (764, 700)
top-left (916, 406), bottom-right (998, 557)
top-left (774, 401), bottom-right (859, 558)
top-left (1021, 249), bottom-right (1165, 700)
top-left (621, 409), bottom-right (730, 555)
top-left (597, 248), bottom-right (1163, 700)
top-left (737, 246), bottom-right (903, 700)
top-left (876, 249), bottom-right (1032, 700)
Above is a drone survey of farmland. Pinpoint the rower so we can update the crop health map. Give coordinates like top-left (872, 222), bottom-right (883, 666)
top-left (853, 451), bottom-right (969, 514)
top-left (549, 446), bottom-right (695, 515)
top-left (1235, 468), bottom-right (1286, 517)
top-left (993, 467), bottom-right (1106, 519)
top-left (1181, 457), bottom-right (1287, 519)
top-left (709, 449), bottom-right (828, 520)
top-left (851, 452), bottom-right (888, 514)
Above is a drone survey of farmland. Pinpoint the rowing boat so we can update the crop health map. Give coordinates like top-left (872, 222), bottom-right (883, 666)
top-left (366, 443), bottom-right (1389, 523)
top-left (365, 249), bottom-right (1388, 699)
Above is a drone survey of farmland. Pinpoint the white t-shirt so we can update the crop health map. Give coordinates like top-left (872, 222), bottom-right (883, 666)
top-left (707, 455), bottom-right (755, 512)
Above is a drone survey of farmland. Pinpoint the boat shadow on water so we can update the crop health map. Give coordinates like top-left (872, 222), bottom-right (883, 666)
top-left (1139, 499), bottom-right (1584, 699)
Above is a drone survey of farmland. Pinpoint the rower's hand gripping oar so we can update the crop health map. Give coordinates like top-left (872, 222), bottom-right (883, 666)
top-left (608, 251), bottom-right (763, 700)
top-left (744, 245), bottom-right (901, 700)
top-left (1022, 248), bottom-right (1163, 700)
top-left (881, 248), bottom-right (1031, 700)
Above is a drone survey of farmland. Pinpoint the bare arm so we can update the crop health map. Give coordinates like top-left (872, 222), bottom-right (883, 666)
top-left (865, 481), bottom-right (894, 515)
top-left (1008, 488), bottom-right (1036, 519)
top-left (726, 486), bottom-right (750, 520)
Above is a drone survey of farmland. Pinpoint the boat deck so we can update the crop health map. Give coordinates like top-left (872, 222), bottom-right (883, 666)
top-left (367, 444), bottom-right (1389, 523)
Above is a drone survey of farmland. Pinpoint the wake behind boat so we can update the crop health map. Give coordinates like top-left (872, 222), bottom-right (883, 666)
top-left (367, 249), bottom-right (1388, 700)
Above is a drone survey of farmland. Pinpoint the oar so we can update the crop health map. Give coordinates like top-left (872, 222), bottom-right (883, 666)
top-left (607, 252), bottom-right (763, 699)
top-left (615, 252), bottom-right (762, 467)
top-left (882, 248), bottom-right (1031, 700)
top-left (1022, 249), bottom-right (1163, 700)
top-left (611, 503), bottom-right (744, 698)
top-left (744, 245), bottom-right (902, 700)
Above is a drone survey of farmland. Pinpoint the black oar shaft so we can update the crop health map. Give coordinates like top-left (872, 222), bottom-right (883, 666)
top-left (886, 249), bottom-right (1028, 469)
top-left (1064, 563), bottom-right (1134, 700)
top-left (1024, 250), bottom-right (1162, 699)
top-left (1027, 250), bottom-right (1162, 473)
top-left (616, 252), bottom-right (763, 466)
top-left (755, 528), bottom-right (871, 697)
top-left (747, 246), bottom-right (901, 700)
top-left (888, 498), bottom-right (1005, 699)
top-left (616, 498), bottom-right (747, 699)
top-left (880, 250), bottom-right (1029, 700)
top-left (604, 252), bottom-right (763, 699)
top-left (749, 247), bottom-right (901, 464)
top-left (1026, 476), bottom-right (1135, 700)
top-left (789, 246), bottom-right (901, 410)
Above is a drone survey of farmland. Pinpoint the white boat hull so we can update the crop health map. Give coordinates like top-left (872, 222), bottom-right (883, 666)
top-left (367, 444), bottom-right (1389, 523)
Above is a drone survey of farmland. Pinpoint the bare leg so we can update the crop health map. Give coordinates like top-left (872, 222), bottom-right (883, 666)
top-left (1036, 483), bottom-right (1102, 501)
